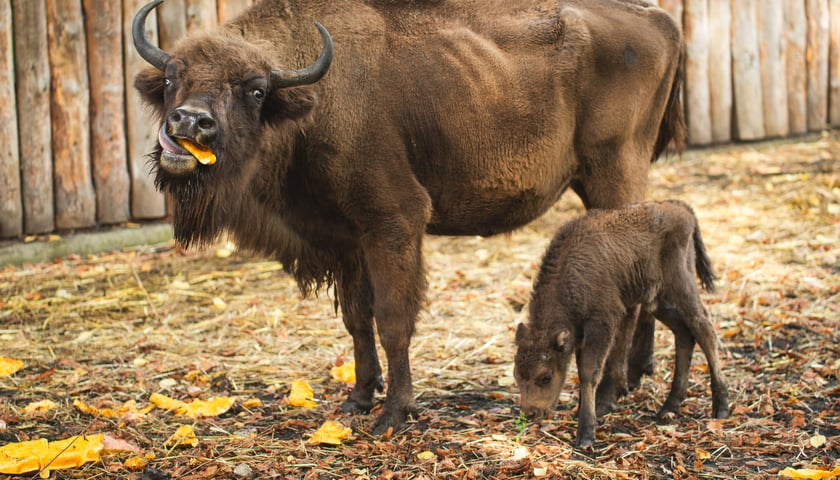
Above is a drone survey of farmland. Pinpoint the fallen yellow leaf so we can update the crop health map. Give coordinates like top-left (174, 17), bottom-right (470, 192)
top-left (288, 379), bottom-right (317, 408)
top-left (416, 450), bottom-right (435, 460)
top-left (124, 456), bottom-right (148, 470)
top-left (307, 420), bottom-right (352, 445)
top-left (242, 398), bottom-right (262, 409)
top-left (780, 466), bottom-right (840, 479)
top-left (149, 393), bottom-right (234, 418)
top-left (330, 361), bottom-right (356, 383)
top-left (166, 425), bottom-right (199, 448)
top-left (75, 399), bottom-right (153, 420)
top-left (695, 447), bottom-right (711, 460)
top-left (0, 434), bottom-right (104, 479)
top-left (0, 357), bottom-right (23, 377)
top-left (24, 400), bottom-right (58, 414)
top-left (809, 433), bottom-right (827, 448)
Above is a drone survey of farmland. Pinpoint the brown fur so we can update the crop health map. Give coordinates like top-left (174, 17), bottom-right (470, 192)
top-left (514, 200), bottom-right (730, 447)
top-left (133, 0), bottom-right (686, 434)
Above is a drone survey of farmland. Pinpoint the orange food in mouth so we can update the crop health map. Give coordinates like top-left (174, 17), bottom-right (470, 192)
top-left (176, 138), bottom-right (216, 165)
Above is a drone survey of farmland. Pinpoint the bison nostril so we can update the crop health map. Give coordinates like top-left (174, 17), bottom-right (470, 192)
top-left (197, 116), bottom-right (216, 132)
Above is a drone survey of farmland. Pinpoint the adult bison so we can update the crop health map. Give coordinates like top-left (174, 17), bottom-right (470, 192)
top-left (133, 0), bottom-right (685, 434)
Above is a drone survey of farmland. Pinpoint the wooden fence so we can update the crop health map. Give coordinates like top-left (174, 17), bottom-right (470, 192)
top-left (1, 0), bottom-right (839, 239)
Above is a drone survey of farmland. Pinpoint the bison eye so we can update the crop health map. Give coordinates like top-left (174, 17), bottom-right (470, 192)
top-left (540, 375), bottom-right (552, 386)
top-left (164, 78), bottom-right (172, 88)
top-left (251, 88), bottom-right (266, 101)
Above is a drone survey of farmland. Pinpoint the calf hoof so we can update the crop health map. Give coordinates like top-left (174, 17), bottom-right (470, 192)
top-left (656, 407), bottom-right (679, 422)
top-left (340, 398), bottom-right (372, 414)
top-left (595, 400), bottom-right (617, 418)
top-left (713, 402), bottom-right (730, 419)
top-left (575, 433), bottom-right (596, 449)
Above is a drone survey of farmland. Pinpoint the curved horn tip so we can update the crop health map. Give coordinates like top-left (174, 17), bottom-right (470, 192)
top-left (132, 0), bottom-right (172, 71)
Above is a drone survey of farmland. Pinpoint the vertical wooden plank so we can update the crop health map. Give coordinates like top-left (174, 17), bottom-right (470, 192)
top-left (46, 0), bottom-right (95, 230)
top-left (84, 0), bottom-right (130, 225)
top-left (217, 0), bottom-right (251, 23)
top-left (708, 0), bottom-right (732, 143)
top-left (124, 0), bottom-right (166, 218)
top-left (683, 0), bottom-right (711, 145)
top-left (12, 0), bottom-right (54, 234)
top-left (830, 0), bottom-right (840, 125)
top-left (786, 0), bottom-right (809, 134)
top-left (806, 0), bottom-right (830, 131)
top-left (158, 0), bottom-right (187, 50)
top-left (0, 0), bottom-right (22, 237)
top-left (731, 0), bottom-right (765, 140)
top-left (185, 0), bottom-right (217, 33)
top-left (758, 2), bottom-right (789, 137)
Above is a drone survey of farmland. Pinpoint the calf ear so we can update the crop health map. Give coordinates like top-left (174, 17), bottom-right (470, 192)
top-left (553, 328), bottom-right (571, 350)
top-left (515, 323), bottom-right (529, 344)
top-left (264, 86), bottom-right (318, 124)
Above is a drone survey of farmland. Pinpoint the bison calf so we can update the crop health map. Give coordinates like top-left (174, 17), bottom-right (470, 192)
top-left (514, 200), bottom-right (730, 447)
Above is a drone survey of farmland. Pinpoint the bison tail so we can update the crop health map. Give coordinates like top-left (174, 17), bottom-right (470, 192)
top-left (692, 219), bottom-right (716, 293)
top-left (652, 43), bottom-right (686, 162)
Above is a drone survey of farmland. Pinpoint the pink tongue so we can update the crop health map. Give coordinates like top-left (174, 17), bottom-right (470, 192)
top-left (158, 125), bottom-right (189, 155)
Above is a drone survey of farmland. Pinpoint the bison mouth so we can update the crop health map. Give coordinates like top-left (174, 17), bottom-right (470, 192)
top-left (157, 124), bottom-right (199, 176)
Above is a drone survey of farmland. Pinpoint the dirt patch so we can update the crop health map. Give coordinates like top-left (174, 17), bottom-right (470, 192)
top-left (1, 133), bottom-right (838, 479)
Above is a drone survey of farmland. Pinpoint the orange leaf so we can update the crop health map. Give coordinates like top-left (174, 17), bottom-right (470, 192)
top-left (0, 357), bottom-right (23, 377)
top-left (308, 420), bottom-right (352, 445)
top-left (330, 362), bottom-right (356, 384)
top-left (0, 434), bottom-right (104, 478)
top-left (288, 379), bottom-right (317, 408)
top-left (166, 425), bottom-right (199, 448)
top-left (780, 466), bottom-right (840, 479)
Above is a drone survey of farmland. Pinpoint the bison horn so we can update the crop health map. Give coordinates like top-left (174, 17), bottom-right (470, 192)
top-left (132, 0), bottom-right (172, 71)
top-left (270, 22), bottom-right (334, 89)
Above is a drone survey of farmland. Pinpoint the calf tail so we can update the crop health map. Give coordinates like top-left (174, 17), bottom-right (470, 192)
top-left (692, 221), bottom-right (716, 293)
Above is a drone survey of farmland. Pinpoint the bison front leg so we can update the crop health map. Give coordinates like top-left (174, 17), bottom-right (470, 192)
top-left (336, 264), bottom-right (384, 413)
top-left (366, 237), bottom-right (426, 435)
top-left (576, 317), bottom-right (619, 447)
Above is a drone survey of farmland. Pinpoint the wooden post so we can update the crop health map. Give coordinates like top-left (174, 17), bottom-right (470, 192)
top-left (84, 0), bottom-right (130, 225)
top-left (0, 0), bottom-right (22, 237)
top-left (683, 0), bottom-right (711, 145)
top-left (731, 0), bottom-right (765, 140)
top-left (185, 0), bottom-right (217, 33)
top-left (12, 0), bottom-right (54, 234)
top-left (806, 0), bottom-right (830, 131)
top-left (46, 0), bottom-right (96, 230)
top-left (124, 0), bottom-right (166, 219)
top-left (217, 0), bottom-right (252, 23)
top-left (759, 3), bottom-right (789, 137)
top-left (830, 0), bottom-right (840, 126)
top-left (158, 0), bottom-right (187, 50)
top-left (708, 0), bottom-right (732, 143)
top-left (786, 0), bottom-right (809, 134)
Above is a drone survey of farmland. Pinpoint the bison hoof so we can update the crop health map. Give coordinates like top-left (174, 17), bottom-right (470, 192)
top-left (595, 401), bottom-right (617, 418)
top-left (575, 434), bottom-right (595, 449)
top-left (370, 404), bottom-right (415, 437)
top-left (628, 356), bottom-right (655, 389)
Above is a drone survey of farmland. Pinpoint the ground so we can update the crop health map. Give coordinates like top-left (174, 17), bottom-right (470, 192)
top-left (1, 133), bottom-right (838, 479)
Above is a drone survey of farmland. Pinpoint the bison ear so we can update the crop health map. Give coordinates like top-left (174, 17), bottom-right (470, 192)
top-left (264, 86), bottom-right (318, 124)
top-left (553, 328), bottom-right (571, 351)
top-left (134, 67), bottom-right (166, 109)
top-left (515, 323), bottom-right (529, 344)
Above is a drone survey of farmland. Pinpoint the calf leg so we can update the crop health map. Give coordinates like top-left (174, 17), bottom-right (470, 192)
top-left (336, 263), bottom-right (383, 413)
top-left (653, 306), bottom-right (695, 418)
top-left (627, 311), bottom-right (656, 388)
top-left (685, 308), bottom-right (730, 418)
top-left (576, 317), bottom-right (619, 447)
top-left (596, 306), bottom-right (638, 416)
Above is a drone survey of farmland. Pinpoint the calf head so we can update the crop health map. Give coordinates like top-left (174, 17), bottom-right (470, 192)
top-left (132, 0), bottom-right (332, 245)
top-left (514, 323), bottom-right (574, 421)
